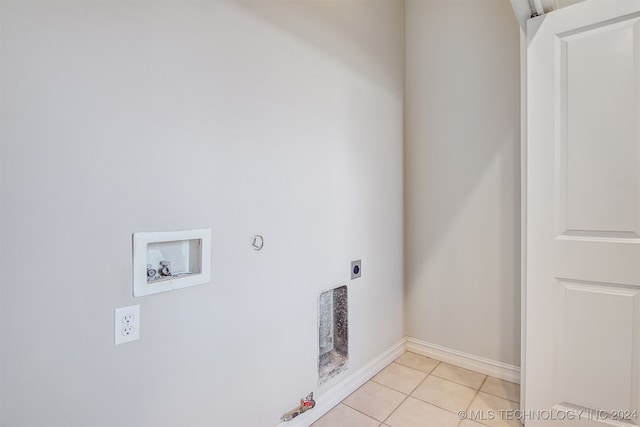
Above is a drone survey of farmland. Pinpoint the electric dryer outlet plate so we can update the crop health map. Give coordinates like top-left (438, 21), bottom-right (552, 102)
top-left (351, 260), bottom-right (361, 280)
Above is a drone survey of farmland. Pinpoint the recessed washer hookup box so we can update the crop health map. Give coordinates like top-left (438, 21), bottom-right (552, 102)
top-left (132, 229), bottom-right (211, 297)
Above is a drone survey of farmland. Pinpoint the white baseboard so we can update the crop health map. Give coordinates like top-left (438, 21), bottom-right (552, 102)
top-left (275, 338), bottom-right (406, 427)
top-left (405, 337), bottom-right (521, 384)
top-left (274, 337), bottom-right (520, 427)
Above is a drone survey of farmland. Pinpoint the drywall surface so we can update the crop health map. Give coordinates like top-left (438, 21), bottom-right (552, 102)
top-left (405, 0), bottom-right (521, 366)
top-left (558, 0), bottom-right (586, 8)
top-left (0, 1), bottom-right (404, 425)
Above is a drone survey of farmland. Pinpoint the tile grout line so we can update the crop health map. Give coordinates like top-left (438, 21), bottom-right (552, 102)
top-left (375, 356), bottom-right (509, 426)
top-left (429, 366), bottom-right (521, 403)
top-left (406, 367), bottom-right (489, 427)
top-left (457, 376), bottom-right (491, 427)
top-left (397, 354), bottom-right (513, 424)
top-left (409, 377), bottom-right (484, 419)
top-left (379, 361), bottom-right (442, 426)
top-left (362, 357), bottom-right (438, 426)
top-left (455, 383), bottom-right (482, 427)
top-left (324, 352), bottom-right (522, 427)
top-left (339, 379), bottom-right (406, 425)
top-left (341, 373), bottom-right (411, 425)
top-left (429, 361), bottom-right (490, 426)
top-left (369, 362), bottom-right (431, 394)
top-left (337, 402), bottom-right (384, 426)
top-left (379, 384), bottom-right (412, 426)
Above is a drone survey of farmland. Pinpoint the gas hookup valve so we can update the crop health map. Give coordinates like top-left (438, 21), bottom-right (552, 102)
top-left (280, 392), bottom-right (316, 422)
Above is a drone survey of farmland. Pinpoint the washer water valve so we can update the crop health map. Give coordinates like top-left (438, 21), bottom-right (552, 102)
top-left (146, 261), bottom-right (172, 282)
top-left (280, 392), bottom-right (315, 422)
top-left (146, 264), bottom-right (157, 280)
top-left (159, 261), bottom-right (172, 277)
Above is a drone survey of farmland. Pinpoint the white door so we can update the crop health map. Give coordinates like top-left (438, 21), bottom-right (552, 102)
top-left (526, 1), bottom-right (640, 426)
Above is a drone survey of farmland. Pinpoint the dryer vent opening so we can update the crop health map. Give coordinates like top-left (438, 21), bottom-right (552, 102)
top-left (318, 285), bottom-right (348, 385)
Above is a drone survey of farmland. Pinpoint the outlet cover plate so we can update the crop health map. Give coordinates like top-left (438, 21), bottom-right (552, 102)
top-left (115, 305), bottom-right (140, 345)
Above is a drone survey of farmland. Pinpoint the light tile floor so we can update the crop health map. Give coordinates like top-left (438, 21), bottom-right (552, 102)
top-left (312, 352), bottom-right (522, 427)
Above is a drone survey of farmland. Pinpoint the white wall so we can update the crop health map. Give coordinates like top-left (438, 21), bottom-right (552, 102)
top-left (558, 0), bottom-right (586, 8)
top-left (0, 2), bottom-right (404, 426)
top-left (405, 0), bottom-right (521, 366)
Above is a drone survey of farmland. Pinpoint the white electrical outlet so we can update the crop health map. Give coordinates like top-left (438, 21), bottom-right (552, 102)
top-left (115, 305), bottom-right (140, 345)
top-left (121, 313), bottom-right (135, 325)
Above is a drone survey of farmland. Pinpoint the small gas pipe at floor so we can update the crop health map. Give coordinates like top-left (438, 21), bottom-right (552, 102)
top-left (280, 392), bottom-right (316, 422)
